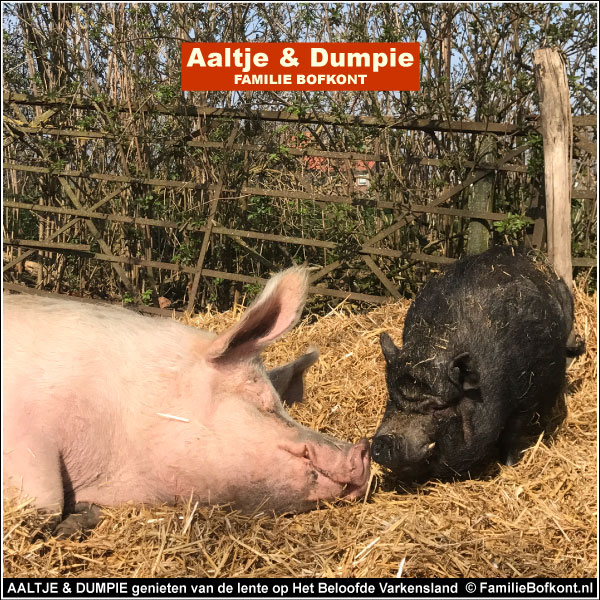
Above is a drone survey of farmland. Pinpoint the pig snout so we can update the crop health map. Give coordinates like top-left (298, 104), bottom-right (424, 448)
top-left (310, 437), bottom-right (370, 499)
top-left (281, 437), bottom-right (370, 502)
top-left (371, 433), bottom-right (435, 473)
top-left (343, 438), bottom-right (371, 497)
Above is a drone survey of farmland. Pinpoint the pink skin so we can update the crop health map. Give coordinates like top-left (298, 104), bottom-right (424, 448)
top-left (3, 268), bottom-right (370, 519)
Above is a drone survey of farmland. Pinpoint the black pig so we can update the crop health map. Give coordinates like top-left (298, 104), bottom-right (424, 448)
top-left (372, 246), bottom-right (584, 481)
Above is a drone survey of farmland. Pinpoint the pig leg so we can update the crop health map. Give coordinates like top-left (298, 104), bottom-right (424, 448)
top-left (498, 410), bottom-right (532, 466)
top-left (555, 277), bottom-right (585, 360)
top-left (566, 331), bottom-right (585, 357)
top-left (53, 503), bottom-right (103, 539)
top-left (6, 438), bottom-right (102, 537)
top-left (3, 437), bottom-right (64, 521)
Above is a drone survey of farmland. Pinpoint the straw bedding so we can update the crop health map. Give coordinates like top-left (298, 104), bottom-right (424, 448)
top-left (3, 287), bottom-right (596, 578)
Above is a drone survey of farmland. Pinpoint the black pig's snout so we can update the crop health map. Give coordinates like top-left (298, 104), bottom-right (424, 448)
top-left (371, 434), bottom-right (396, 467)
top-left (372, 434), bottom-right (436, 471)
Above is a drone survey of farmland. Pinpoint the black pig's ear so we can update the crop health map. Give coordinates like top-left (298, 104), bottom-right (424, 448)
top-left (380, 332), bottom-right (400, 364)
top-left (447, 352), bottom-right (480, 391)
top-left (268, 348), bottom-right (319, 406)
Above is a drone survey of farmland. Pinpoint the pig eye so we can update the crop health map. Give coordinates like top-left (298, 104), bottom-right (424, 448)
top-left (258, 397), bottom-right (276, 413)
top-left (257, 392), bottom-right (280, 414)
top-left (400, 377), bottom-right (432, 401)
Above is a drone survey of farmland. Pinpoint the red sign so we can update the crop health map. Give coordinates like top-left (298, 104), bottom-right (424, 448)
top-left (181, 43), bottom-right (420, 91)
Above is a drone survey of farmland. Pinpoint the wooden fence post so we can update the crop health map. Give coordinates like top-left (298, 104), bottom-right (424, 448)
top-left (467, 135), bottom-right (496, 255)
top-left (185, 123), bottom-right (239, 314)
top-left (533, 48), bottom-right (573, 290)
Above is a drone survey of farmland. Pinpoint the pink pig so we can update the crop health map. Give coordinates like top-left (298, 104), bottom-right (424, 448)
top-left (3, 268), bottom-right (369, 534)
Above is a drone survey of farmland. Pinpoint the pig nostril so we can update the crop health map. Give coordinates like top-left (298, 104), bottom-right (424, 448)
top-left (372, 435), bottom-right (394, 461)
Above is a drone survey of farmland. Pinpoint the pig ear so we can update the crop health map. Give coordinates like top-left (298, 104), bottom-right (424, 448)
top-left (447, 352), bottom-right (480, 392)
top-left (380, 332), bottom-right (400, 365)
top-left (268, 349), bottom-right (319, 406)
top-left (206, 267), bottom-right (308, 360)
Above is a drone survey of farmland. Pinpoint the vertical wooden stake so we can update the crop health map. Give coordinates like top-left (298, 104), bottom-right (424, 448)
top-left (186, 123), bottom-right (239, 315)
top-left (467, 135), bottom-right (496, 255)
top-left (440, 5), bottom-right (453, 97)
top-left (533, 48), bottom-right (573, 290)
